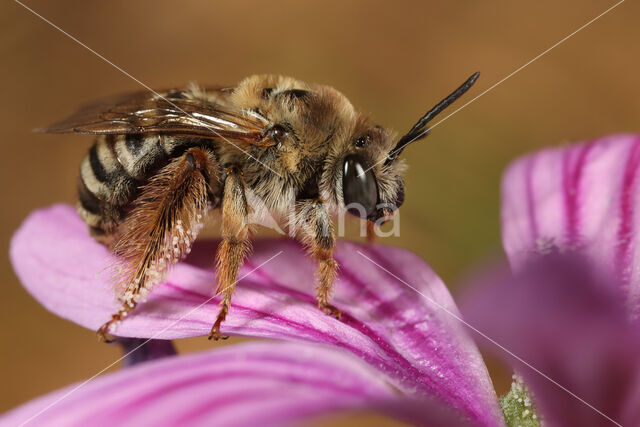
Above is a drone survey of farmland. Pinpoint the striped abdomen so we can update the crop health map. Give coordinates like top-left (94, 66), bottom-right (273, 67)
top-left (77, 134), bottom-right (185, 242)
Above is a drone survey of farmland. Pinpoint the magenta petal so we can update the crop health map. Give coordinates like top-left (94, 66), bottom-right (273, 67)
top-left (462, 255), bottom-right (640, 426)
top-left (11, 205), bottom-right (503, 426)
top-left (0, 341), bottom-right (466, 426)
top-left (501, 134), bottom-right (640, 317)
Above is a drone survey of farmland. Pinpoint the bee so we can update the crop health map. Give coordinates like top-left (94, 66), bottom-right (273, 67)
top-left (41, 73), bottom-right (479, 341)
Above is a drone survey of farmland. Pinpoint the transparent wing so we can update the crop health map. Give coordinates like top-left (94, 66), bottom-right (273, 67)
top-left (38, 87), bottom-right (273, 146)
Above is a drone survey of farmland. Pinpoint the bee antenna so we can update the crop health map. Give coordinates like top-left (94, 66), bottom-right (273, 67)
top-left (387, 72), bottom-right (480, 162)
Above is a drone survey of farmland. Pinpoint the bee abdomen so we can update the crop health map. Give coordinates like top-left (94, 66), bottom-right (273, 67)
top-left (80, 135), bottom-right (139, 204)
top-left (77, 176), bottom-right (121, 242)
top-left (113, 134), bottom-right (170, 180)
top-left (78, 135), bottom-right (141, 239)
top-left (77, 134), bottom-right (206, 241)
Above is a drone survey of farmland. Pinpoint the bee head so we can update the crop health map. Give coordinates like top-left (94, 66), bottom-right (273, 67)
top-left (338, 123), bottom-right (406, 223)
top-left (339, 72), bottom-right (479, 223)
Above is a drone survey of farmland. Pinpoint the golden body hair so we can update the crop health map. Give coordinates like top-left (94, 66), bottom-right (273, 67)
top-left (41, 73), bottom-right (478, 340)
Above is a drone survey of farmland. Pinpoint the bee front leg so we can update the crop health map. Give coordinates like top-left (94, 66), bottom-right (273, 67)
top-left (293, 199), bottom-right (341, 319)
top-left (209, 166), bottom-right (251, 341)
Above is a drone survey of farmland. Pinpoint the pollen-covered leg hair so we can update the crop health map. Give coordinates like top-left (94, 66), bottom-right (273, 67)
top-left (97, 147), bottom-right (217, 341)
top-left (292, 199), bottom-right (340, 318)
top-left (209, 166), bottom-right (252, 341)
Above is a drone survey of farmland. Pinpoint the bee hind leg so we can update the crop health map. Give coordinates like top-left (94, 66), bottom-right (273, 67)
top-left (293, 199), bottom-right (341, 319)
top-left (97, 147), bottom-right (217, 342)
top-left (209, 165), bottom-right (251, 341)
top-left (98, 307), bottom-right (134, 343)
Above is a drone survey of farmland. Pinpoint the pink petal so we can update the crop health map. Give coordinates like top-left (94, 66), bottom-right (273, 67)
top-left (501, 134), bottom-right (640, 318)
top-left (462, 255), bottom-right (640, 426)
top-left (11, 204), bottom-right (502, 426)
top-left (0, 341), bottom-right (467, 426)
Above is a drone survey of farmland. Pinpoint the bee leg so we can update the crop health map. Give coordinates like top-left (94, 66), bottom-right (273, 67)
top-left (293, 199), bottom-right (341, 319)
top-left (209, 166), bottom-right (251, 341)
top-left (98, 308), bottom-right (131, 343)
top-left (97, 148), bottom-right (217, 342)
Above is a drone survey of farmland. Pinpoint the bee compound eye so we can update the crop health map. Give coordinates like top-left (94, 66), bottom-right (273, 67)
top-left (342, 154), bottom-right (378, 218)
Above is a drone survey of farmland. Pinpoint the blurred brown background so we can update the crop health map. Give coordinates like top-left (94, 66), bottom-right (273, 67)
top-left (2, 0), bottom-right (639, 422)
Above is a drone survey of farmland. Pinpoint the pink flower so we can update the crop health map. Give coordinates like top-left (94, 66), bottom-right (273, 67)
top-left (501, 134), bottom-right (640, 320)
top-left (463, 254), bottom-right (640, 426)
top-left (465, 133), bottom-right (640, 426)
top-left (7, 205), bottom-right (502, 426)
top-left (8, 133), bottom-right (640, 426)
top-left (1, 341), bottom-right (464, 426)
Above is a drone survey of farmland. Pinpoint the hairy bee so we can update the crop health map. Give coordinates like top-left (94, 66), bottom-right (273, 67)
top-left (41, 73), bottom-right (479, 341)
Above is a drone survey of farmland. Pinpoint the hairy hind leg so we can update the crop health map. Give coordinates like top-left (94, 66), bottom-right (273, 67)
top-left (98, 147), bottom-right (218, 341)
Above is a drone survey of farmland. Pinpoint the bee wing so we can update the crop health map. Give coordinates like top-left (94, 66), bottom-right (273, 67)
top-left (38, 87), bottom-right (274, 146)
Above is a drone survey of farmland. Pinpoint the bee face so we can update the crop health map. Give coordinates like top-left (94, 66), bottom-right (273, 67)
top-left (321, 72), bottom-right (480, 223)
top-left (332, 119), bottom-right (406, 223)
